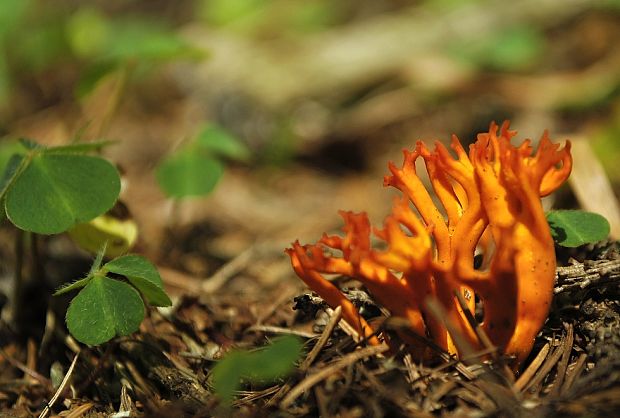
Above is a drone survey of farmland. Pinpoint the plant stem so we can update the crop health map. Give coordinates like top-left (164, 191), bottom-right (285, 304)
top-left (12, 229), bottom-right (25, 329)
top-left (30, 233), bottom-right (44, 284)
top-left (89, 64), bottom-right (130, 141)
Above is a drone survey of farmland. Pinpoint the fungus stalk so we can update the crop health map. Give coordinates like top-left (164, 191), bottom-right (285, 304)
top-left (287, 122), bottom-right (572, 367)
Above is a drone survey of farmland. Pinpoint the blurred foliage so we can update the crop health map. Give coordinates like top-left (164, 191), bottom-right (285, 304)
top-left (156, 124), bottom-right (250, 199)
top-left (0, 0), bottom-right (202, 121)
top-left (448, 26), bottom-right (546, 72)
top-left (424, 0), bottom-right (484, 12)
top-left (593, 106), bottom-right (620, 185)
top-left (0, 139), bottom-right (23, 176)
top-left (0, 0), bottom-right (619, 186)
top-left (211, 335), bottom-right (304, 404)
top-left (196, 0), bottom-right (341, 35)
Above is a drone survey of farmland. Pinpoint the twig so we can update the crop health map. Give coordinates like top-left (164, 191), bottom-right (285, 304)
top-left (419, 347), bottom-right (497, 383)
top-left (551, 324), bottom-right (573, 396)
top-left (25, 339), bottom-right (38, 385)
top-left (38, 352), bottom-right (79, 418)
top-left (470, 380), bottom-right (523, 418)
top-left (64, 335), bottom-right (82, 355)
top-left (0, 347), bottom-right (51, 387)
top-left (246, 325), bottom-right (317, 339)
top-left (314, 386), bottom-right (331, 418)
top-left (424, 380), bottom-right (457, 410)
top-left (202, 246), bottom-right (255, 293)
top-left (234, 385), bottom-right (280, 406)
top-left (119, 384), bottom-right (133, 413)
top-left (384, 317), bottom-right (449, 360)
top-left (454, 290), bottom-right (497, 357)
top-left (76, 342), bottom-right (116, 394)
top-left (453, 381), bottom-right (498, 415)
top-left (300, 306), bottom-right (342, 371)
top-left (269, 307), bottom-right (343, 405)
top-left (514, 343), bottom-right (550, 391)
top-left (124, 360), bottom-right (159, 399)
top-left (554, 259), bottom-right (620, 294)
top-left (280, 343), bottom-right (389, 408)
top-left (520, 338), bottom-right (566, 394)
top-left (386, 315), bottom-right (485, 382)
top-left (64, 403), bottom-right (94, 418)
top-left (358, 365), bottom-right (426, 416)
top-left (325, 306), bottom-right (363, 343)
top-left (561, 353), bottom-right (588, 395)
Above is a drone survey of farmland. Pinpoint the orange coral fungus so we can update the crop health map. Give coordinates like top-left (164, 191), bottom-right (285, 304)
top-left (286, 122), bottom-right (572, 367)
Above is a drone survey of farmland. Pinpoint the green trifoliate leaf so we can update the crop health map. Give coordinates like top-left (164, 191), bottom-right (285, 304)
top-left (104, 254), bottom-right (171, 307)
top-left (546, 210), bottom-right (610, 247)
top-left (5, 153), bottom-right (120, 234)
top-left (156, 150), bottom-right (224, 199)
top-left (66, 275), bottom-right (144, 345)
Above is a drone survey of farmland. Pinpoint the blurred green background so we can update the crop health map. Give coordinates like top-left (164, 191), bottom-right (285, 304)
top-left (1, 0), bottom-right (619, 237)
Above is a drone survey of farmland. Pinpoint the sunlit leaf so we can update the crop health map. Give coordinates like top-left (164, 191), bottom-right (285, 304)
top-left (5, 153), bottom-right (120, 234)
top-left (547, 210), bottom-right (610, 247)
top-left (68, 214), bottom-right (138, 258)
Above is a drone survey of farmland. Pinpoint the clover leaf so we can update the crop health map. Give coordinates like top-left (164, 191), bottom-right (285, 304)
top-left (546, 210), bottom-right (610, 247)
top-left (66, 275), bottom-right (144, 346)
top-left (212, 336), bottom-right (303, 404)
top-left (0, 140), bottom-right (120, 234)
top-left (104, 254), bottom-right (172, 307)
top-left (156, 124), bottom-right (249, 199)
top-left (56, 250), bottom-right (172, 346)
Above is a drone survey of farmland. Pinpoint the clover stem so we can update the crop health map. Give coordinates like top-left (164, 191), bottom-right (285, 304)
top-left (30, 233), bottom-right (44, 286)
top-left (11, 229), bottom-right (29, 333)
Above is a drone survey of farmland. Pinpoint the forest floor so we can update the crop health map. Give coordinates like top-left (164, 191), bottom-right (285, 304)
top-left (1, 2), bottom-right (620, 417)
top-left (0, 212), bottom-right (619, 417)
